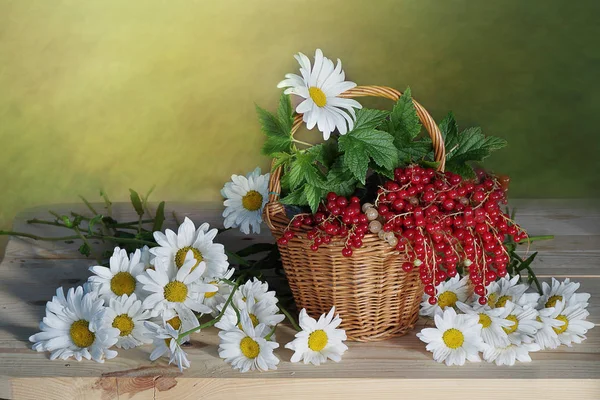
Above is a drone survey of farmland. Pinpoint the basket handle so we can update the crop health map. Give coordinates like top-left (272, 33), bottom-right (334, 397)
top-left (264, 85), bottom-right (446, 231)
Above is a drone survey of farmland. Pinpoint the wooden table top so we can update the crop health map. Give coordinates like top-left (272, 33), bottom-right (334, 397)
top-left (0, 199), bottom-right (599, 399)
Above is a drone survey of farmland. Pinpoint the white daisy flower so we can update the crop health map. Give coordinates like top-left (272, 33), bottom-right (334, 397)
top-left (479, 275), bottom-right (540, 309)
top-left (420, 275), bottom-right (469, 317)
top-left (144, 321), bottom-right (190, 372)
top-left (538, 278), bottom-right (591, 309)
top-left (277, 49), bottom-right (362, 140)
top-left (534, 306), bottom-right (565, 350)
top-left (218, 310), bottom-right (280, 373)
top-left (221, 167), bottom-right (270, 235)
top-left (150, 217), bottom-right (228, 279)
top-left (29, 286), bottom-right (119, 363)
top-left (483, 342), bottom-right (541, 366)
top-left (285, 307), bottom-right (348, 365)
top-left (88, 247), bottom-right (146, 301)
top-left (100, 294), bottom-right (152, 349)
top-left (501, 302), bottom-right (543, 345)
top-left (215, 296), bottom-right (284, 332)
top-left (417, 307), bottom-right (485, 366)
top-left (545, 300), bottom-right (595, 347)
top-left (137, 250), bottom-right (216, 324)
top-left (456, 302), bottom-right (514, 347)
top-left (201, 268), bottom-right (235, 315)
top-left (234, 277), bottom-right (279, 312)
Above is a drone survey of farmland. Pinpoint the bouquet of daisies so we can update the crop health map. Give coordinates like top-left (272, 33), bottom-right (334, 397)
top-left (28, 170), bottom-right (348, 372)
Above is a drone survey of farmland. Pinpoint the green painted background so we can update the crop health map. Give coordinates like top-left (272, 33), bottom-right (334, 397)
top-left (1, 0), bottom-right (599, 238)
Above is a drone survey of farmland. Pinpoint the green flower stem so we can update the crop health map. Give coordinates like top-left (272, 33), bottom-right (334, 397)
top-left (92, 236), bottom-right (156, 247)
top-left (521, 235), bottom-right (554, 243)
top-left (26, 219), bottom-right (66, 227)
top-left (110, 219), bottom-right (155, 228)
top-left (278, 303), bottom-right (301, 332)
top-left (74, 226), bottom-right (102, 264)
top-left (292, 139), bottom-right (313, 147)
top-left (226, 250), bottom-right (250, 267)
top-left (177, 277), bottom-right (242, 341)
top-left (264, 324), bottom-right (278, 341)
top-left (0, 230), bottom-right (80, 241)
top-left (79, 195), bottom-right (98, 215)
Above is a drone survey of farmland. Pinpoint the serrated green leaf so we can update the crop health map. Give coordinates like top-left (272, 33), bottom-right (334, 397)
top-left (305, 183), bottom-right (324, 213)
top-left (338, 128), bottom-right (397, 184)
top-left (438, 112), bottom-right (458, 142)
top-left (420, 160), bottom-right (440, 170)
top-left (152, 201), bottom-right (166, 232)
top-left (369, 161), bottom-right (395, 180)
top-left (397, 138), bottom-right (432, 164)
top-left (280, 188), bottom-right (308, 206)
top-left (353, 108), bottom-right (390, 131)
top-left (129, 189), bottom-right (144, 217)
top-left (387, 87), bottom-right (421, 142)
top-left (262, 135), bottom-right (293, 155)
top-left (307, 141), bottom-right (338, 168)
top-left (271, 152), bottom-right (293, 172)
top-left (446, 127), bottom-right (508, 165)
top-left (323, 157), bottom-right (359, 196)
top-left (277, 93), bottom-right (294, 132)
top-left (287, 151), bottom-right (325, 190)
top-left (445, 160), bottom-right (476, 179)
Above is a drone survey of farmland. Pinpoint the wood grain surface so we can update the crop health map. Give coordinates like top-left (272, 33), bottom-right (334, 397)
top-left (1, 199), bottom-right (599, 399)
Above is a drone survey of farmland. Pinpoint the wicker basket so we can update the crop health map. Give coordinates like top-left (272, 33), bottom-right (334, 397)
top-left (264, 86), bottom-right (446, 342)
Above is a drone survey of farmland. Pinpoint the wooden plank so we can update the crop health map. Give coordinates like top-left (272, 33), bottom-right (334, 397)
top-left (5, 378), bottom-right (600, 400)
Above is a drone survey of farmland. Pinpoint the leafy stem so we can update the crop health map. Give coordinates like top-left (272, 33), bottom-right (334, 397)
top-left (278, 303), bottom-right (301, 332)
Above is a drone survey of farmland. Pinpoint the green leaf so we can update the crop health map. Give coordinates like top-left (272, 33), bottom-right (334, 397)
top-left (262, 135), bottom-right (293, 156)
top-left (420, 160), bottom-right (440, 169)
top-left (353, 108), bottom-right (390, 131)
top-left (369, 161), bottom-right (394, 180)
top-left (445, 160), bottom-right (477, 179)
top-left (338, 127), bottom-right (397, 184)
top-left (277, 93), bottom-right (294, 132)
top-left (78, 243), bottom-right (91, 257)
top-left (271, 152), bottom-right (293, 172)
top-left (236, 243), bottom-right (277, 257)
top-left (323, 157), bottom-right (359, 197)
top-left (152, 201), bottom-right (166, 232)
top-left (304, 183), bottom-right (324, 213)
top-left (396, 138), bottom-right (432, 164)
top-left (307, 141), bottom-right (338, 168)
top-left (257, 104), bottom-right (292, 156)
top-left (88, 214), bottom-right (104, 235)
top-left (439, 112), bottom-right (458, 142)
top-left (129, 189), bottom-right (145, 217)
top-left (445, 126), bottom-right (507, 170)
top-left (280, 188), bottom-right (308, 206)
top-left (287, 151), bottom-right (325, 190)
top-left (387, 87), bottom-right (421, 143)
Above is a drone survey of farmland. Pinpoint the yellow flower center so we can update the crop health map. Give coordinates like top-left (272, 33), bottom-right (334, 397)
top-left (175, 246), bottom-right (203, 271)
top-left (553, 315), bottom-right (569, 334)
top-left (238, 313), bottom-right (259, 329)
top-left (112, 314), bottom-right (134, 336)
top-left (240, 337), bottom-right (260, 359)
top-left (242, 190), bottom-right (263, 211)
top-left (437, 291), bottom-right (458, 309)
top-left (503, 315), bottom-right (519, 334)
top-left (166, 316), bottom-right (182, 330)
top-left (545, 295), bottom-right (563, 308)
top-left (308, 329), bottom-right (328, 351)
top-left (479, 313), bottom-right (492, 328)
top-left (487, 293), bottom-right (498, 308)
top-left (164, 281), bottom-right (188, 303)
top-left (442, 328), bottom-right (464, 349)
top-left (110, 272), bottom-right (136, 296)
top-left (205, 281), bottom-right (218, 299)
top-left (309, 86), bottom-right (327, 107)
top-left (164, 338), bottom-right (172, 347)
top-left (70, 320), bottom-right (95, 348)
top-left (495, 295), bottom-right (512, 308)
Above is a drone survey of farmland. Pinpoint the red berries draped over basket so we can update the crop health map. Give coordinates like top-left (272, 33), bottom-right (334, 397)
top-left (278, 165), bottom-right (525, 305)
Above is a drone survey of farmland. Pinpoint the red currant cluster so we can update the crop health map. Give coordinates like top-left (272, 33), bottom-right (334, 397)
top-left (277, 165), bottom-right (526, 304)
top-left (277, 193), bottom-right (369, 257)
top-left (373, 166), bottom-right (526, 305)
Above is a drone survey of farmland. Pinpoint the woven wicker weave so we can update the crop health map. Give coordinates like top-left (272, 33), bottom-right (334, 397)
top-left (264, 86), bottom-right (446, 341)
